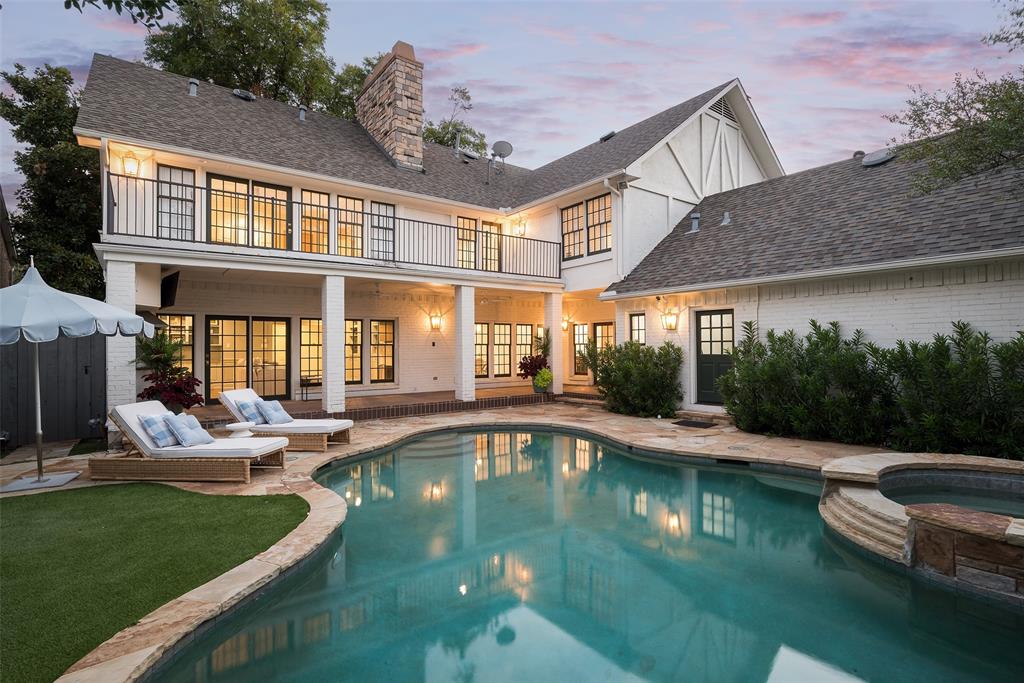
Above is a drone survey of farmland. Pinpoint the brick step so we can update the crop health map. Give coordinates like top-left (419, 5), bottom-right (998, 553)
top-left (674, 410), bottom-right (733, 426)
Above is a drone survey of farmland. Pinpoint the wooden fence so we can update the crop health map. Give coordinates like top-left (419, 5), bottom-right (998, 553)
top-left (0, 335), bottom-right (106, 451)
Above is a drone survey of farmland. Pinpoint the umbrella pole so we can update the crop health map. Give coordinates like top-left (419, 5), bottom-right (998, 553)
top-left (34, 343), bottom-right (44, 482)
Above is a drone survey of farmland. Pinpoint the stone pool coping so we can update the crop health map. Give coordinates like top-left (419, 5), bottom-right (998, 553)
top-left (35, 403), bottom-right (1012, 681)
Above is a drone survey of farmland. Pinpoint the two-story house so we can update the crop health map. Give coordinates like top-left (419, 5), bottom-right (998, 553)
top-left (75, 40), bottom-right (1022, 423)
top-left (74, 41), bottom-right (782, 419)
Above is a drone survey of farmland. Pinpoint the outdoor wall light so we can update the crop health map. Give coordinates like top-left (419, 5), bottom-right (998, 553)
top-left (429, 313), bottom-right (442, 330)
top-left (511, 214), bottom-right (527, 237)
top-left (660, 311), bottom-right (679, 331)
top-left (122, 151), bottom-right (140, 177)
top-left (561, 317), bottom-right (570, 331)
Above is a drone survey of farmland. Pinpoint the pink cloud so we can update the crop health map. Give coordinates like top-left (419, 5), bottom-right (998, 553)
top-left (693, 20), bottom-right (729, 33)
top-left (419, 43), bottom-right (486, 61)
top-left (592, 32), bottom-right (659, 50)
top-left (777, 11), bottom-right (847, 28)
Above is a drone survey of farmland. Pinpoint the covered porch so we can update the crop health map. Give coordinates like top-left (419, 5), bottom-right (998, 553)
top-left (101, 252), bottom-right (571, 426)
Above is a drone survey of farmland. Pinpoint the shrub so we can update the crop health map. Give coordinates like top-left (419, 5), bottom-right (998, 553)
top-left (517, 354), bottom-right (548, 380)
top-left (583, 340), bottom-right (684, 417)
top-left (135, 332), bottom-right (204, 411)
top-left (719, 320), bottom-right (1024, 459)
top-left (533, 367), bottom-right (553, 391)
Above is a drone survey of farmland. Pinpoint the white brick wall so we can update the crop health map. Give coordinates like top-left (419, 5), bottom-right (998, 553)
top-left (453, 285), bottom-right (475, 401)
top-left (544, 292), bottom-right (564, 394)
top-left (617, 259), bottom-right (1024, 411)
top-left (321, 275), bottom-right (345, 411)
top-left (105, 260), bottom-right (137, 432)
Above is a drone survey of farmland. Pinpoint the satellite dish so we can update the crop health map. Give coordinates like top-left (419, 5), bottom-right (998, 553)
top-left (861, 148), bottom-right (896, 167)
top-left (492, 141), bottom-right (513, 159)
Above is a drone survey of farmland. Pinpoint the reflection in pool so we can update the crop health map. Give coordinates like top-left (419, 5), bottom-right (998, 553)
top-left (161, 430), bottom-right (1024, 682)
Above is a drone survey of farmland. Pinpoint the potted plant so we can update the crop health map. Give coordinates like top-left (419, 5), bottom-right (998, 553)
top-left (532, 367), bottom-right (553, 394)
top-left (134, 332), bottom-right (204, 413)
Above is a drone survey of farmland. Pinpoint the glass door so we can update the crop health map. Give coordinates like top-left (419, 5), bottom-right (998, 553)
top-left (206, 317), bottom-right (248, 401)
top-left (480, 220), bottom-right (502, 272)
top-left (252, 318), bottom-right (290, 398)
top-left (251, 182), bottom-right (291, 250)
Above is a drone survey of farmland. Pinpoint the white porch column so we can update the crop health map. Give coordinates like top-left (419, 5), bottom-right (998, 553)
top-left (454, 285), bottom-right (475, 401)
top-left (105, 260), bottom-right (136, 440)
top-left (321, 275), bottom-right (346, 413)
top-left (615, 302), bottom-right (629, 345)
top-left (544, 292), bottom-right (564, 394)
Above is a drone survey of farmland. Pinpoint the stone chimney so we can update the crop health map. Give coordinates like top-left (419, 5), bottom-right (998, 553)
top-left (356, 41), bottom-right (424, 172)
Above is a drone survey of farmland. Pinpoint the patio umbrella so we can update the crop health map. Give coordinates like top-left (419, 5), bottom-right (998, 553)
top-left (0, 258), bottom-right (154, 487)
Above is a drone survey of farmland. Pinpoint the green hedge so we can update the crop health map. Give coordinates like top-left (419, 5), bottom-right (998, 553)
top-left (582, 340), bottom-right (684, 417)
top-left (718, 320), bottom-right (1024, 459)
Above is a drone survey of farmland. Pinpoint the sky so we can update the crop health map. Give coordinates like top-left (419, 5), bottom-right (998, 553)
top-left (1, 0), bottom-right (1021, 209)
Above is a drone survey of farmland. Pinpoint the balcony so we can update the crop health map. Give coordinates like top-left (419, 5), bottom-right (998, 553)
top-left (105, 173), bottom-right (561, 279)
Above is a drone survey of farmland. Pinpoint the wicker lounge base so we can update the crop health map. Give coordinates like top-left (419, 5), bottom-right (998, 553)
top-left (269, 428), bottom-right (351, 453)
top-left (89, 447), bottom-right (285, 483)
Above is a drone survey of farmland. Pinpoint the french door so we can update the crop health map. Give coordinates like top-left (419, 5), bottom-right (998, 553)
top-left (206, 316), bottom-right (290, 401)
top-left (695, 310), bottom-right (734, 405)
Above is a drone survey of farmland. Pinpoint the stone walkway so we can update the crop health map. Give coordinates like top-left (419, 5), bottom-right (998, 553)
top-left (2, 403), bottom-right (884, 683)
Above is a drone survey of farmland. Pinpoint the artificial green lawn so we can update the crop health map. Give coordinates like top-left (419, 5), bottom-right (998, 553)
top-left (0, 484), bottom-right (308, 683)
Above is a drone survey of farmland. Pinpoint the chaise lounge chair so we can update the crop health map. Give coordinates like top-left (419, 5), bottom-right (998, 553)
top-left (220, 389), bottom-right (353, 452)
top-left (89, 401), bottom-right (288, 483)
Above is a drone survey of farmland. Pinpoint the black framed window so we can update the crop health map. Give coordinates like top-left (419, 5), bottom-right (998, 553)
top-left (370, 320), bottom-right (394, 383)
top-left (457, 216), bottom-right (477, 269)
top-left (156, 165), bottom-right (195, 240)
top-left (251, 181), bottom-right (290, 250)
top-left (300, 318), bottom-right (322, 387)
top-left (158, 314), bottom-right (194, 374)
top-left (481, 220), bottom-right (502, 272)
top-left (369, 202), bottom-right (395, 260)
top-left (493, 323), bottom-right (512, 377)
top-left (629, 313), bottom-right (646, 345)
top-left (594, 322), bottom-right (614, 350)
top-left (345, 319), bottom-right (363, 384)
top-left (206, 316), bottom-right (248, 400)
top-left (251, 317), bottom-right (289, 398)
top-left (573, 323), bottom-right (589, 375)
top-left (300, 190), bottom-right (329, 254)
top-left (207, 174), bottom-right (249, 245)
top-left (586, 193), bottom-right (612, 254)
top-left (474, 323), bottom-right (489, 378)
top-left (338, 196), bottom-right (364, 257)
top-left (561, 202), bottom-right (585, 260)
top-left (515, 323), bottom-right (533, 364)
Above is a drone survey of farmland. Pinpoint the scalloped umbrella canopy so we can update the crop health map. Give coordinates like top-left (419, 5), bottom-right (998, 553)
top-left (0, 266), bottom-right (154, 343)
top-left (0, 265), bottom-right (154, 483)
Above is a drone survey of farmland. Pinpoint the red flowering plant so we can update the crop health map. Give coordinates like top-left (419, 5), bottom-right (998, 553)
top-left (518, 328), bottom-right (552, 392)
top-left (135, 332), bottom-right (204, 412)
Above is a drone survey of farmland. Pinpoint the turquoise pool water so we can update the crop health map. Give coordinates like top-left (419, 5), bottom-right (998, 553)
top-left (161, 430), bottom-right (1024, 682)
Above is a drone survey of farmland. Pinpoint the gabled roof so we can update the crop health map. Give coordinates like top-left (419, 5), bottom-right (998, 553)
top-left (511, 81), bottom-right (734, 205)
top-left (605, 153), bottom-right (1024, 297)
top-left (75, 55), bottom-right (738, 210)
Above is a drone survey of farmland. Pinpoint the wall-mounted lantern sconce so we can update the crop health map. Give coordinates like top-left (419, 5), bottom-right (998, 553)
top-left (511, 214), bottom-right (527, 237)
top-left (660, 311), bottom-right (679, 331)
top-left (429, 313), bottom-right (442, 330)
top-left (537, 326), bottom-right (545, 338)
top-left (122, 151), bottom-right (140, 177)
top-left (561, 317), bottom-right (570, 331)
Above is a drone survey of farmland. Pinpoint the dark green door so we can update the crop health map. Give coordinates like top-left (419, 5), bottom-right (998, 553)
top-left (695, 310), bottom-right (734, 404)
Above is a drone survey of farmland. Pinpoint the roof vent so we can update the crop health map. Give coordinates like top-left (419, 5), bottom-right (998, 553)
top-left (599, 131), bottom-right (616, 143)
top-left (298, 105), bottom-right (307, 121)
top-left (852, 150), bottom-right (865, 159)
top-left (188, 78), bottom-right (199, 97)
top-left (709, 97), bottom-right (738, 123)
top-left (861, 148), bottom-right (896, 167)
top-left (232, 88), bottom-right (257, 102)
top-left (720, 211), bottom-right (731, 227)
top-left (688, 211), bottom-right (701, 234)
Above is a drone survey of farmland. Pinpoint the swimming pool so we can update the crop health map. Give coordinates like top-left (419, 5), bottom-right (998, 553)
top-left (159, 429), bottom-right (1024, 682)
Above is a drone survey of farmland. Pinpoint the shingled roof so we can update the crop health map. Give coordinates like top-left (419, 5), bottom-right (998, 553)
top-left (75, 55), bottom-right (730, 210)
top-left (605, 153), bottom-right (1024, 297)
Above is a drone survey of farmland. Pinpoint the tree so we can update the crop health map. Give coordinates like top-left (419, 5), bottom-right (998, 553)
top-left (887, 0), bottom-right (1024, 192)
top-left (145, 0), bottom-right (336, 107)
top-left (321, 53), bottom-right (383, 120)
top-left (0, 65), bottom-right (103, 297)
top-left (65, 0), bottom-right (177, 28)
top-left (423, 85), bottom-right (487, 155)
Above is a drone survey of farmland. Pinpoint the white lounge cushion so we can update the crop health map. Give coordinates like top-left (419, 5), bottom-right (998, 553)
top-left (111, 400), bottom-right (286, 459)
top-left (251, 418), bottom-right (353, 435)
top-left (149, 437), bottom-right (289, 459)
